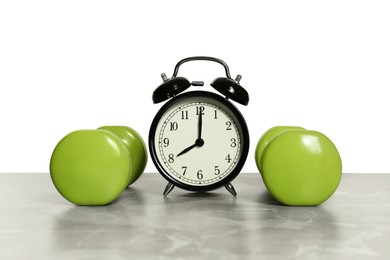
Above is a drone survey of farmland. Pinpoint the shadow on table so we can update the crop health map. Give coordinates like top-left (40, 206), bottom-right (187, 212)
top-left (257, 191), bottom-right (283, 206)
top-left (49, 187), bottom-right (148, 253)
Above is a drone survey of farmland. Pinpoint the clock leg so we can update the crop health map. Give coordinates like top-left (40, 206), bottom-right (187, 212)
top-left (224, 182), bottom-right (237, 197)
top-left (163, 182), bottom-right (175, 196)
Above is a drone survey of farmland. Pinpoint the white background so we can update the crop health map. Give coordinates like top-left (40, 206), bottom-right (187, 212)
top-left (0, 0), bottom-right (389, 174)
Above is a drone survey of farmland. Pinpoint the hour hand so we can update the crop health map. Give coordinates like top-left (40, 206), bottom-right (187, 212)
top-left (176, 138), bottom-right (204, 157)
top-left (177, 143), bottom-right (197, 157)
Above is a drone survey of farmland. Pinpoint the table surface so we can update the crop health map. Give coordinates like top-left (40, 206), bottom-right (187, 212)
top-left (0, 173), bottom-right (389, 260)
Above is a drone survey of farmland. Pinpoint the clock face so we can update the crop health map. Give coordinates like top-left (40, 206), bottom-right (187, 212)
top-left (149, 91), bottom-right (249, 191)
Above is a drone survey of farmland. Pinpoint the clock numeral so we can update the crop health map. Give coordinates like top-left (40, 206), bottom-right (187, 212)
top-left (230, 138), bottom-right (237, 148)
top-left (182, 166), bottom-right (187, 176)
top-left (181, 110), bottom-right (189, 120)
top-left (197, 170), bottom-right (203, 180)
top-left (225, 154), bottom-right (232, 163)
top-left (168, 154), bottom-right (175, 163)
top-left (196, 106), bottom-right (205, 115)
top-left (170, 122), bottom-right (178, 131)
top-left (226, 121), bottom-right (232, 130)
top-left (214, 110), bottom-right (218, 119)
top-left (163, 138), bottom-right (170, 147)
top-left (214, 165), bottom-right (221, 175)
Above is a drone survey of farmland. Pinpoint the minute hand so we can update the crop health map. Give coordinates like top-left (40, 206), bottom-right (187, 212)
top-left (198, 110), bottom-right (203, 139)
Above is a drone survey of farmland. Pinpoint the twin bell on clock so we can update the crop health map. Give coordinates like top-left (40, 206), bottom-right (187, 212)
top-left (149, 56), bottom-right (250, 197)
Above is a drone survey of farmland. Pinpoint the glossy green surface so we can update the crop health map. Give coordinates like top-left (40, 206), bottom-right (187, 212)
top-left (261, 130), bottom-right (342, 206)
top-left (98, 126), bottom-right (147, 186)
top-left (255, 126), bottom-right (306, 174)
top-left (50, 130), bottom-right (131, 206)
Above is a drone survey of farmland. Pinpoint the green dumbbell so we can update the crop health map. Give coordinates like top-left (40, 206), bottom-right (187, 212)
top-left (50, 126), bottom-right (147, 206)
top-left (255, 126), bottom-right (342, 206)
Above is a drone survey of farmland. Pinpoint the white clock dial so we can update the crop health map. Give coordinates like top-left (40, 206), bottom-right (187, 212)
top-left (153, 95), bottom-right (244, 186)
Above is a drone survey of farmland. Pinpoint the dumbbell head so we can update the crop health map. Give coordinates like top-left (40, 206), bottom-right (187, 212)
top-left (255, 126), bottom-right (306, 174)
top-left (50, 129), bottom-right (132, 206)
top-left (255, 126), bottom-right (342, 206)
top-left (98, 126), bottom-right (147, 186)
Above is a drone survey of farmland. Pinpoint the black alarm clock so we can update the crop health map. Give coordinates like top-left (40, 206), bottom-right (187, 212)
top-left (149, 56), bottom-right (249, 197)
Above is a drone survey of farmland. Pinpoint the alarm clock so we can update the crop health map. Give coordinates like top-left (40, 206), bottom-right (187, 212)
top-left (149, 56), bottom-right (250, 197)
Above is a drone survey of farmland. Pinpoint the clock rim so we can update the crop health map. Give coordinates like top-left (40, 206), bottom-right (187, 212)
top-left (149, 90), bottom-right (250, 192)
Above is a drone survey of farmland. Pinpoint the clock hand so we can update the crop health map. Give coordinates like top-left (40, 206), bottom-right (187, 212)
top-left (176, 138), bottom-right (204, 157)
top-left (177, 143), bottom-right (197, 157)
top-left (177, 111), bottom-right (205, 157)
top-left (198, 110), bottom-right (203, 139)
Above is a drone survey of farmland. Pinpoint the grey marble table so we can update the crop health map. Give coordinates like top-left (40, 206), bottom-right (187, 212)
top-left (0, 173), bottom-right (389, 259)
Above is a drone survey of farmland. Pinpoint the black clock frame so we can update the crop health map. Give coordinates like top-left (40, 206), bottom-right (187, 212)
top-left (149, 90), bottom-right (250, 192)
